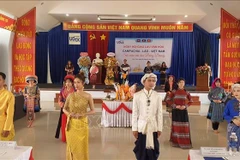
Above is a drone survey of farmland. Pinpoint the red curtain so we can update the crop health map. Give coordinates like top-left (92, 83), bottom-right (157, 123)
top-left (87, 31), bottom-right (109, 61)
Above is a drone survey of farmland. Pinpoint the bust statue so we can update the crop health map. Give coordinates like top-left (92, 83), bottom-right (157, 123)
top-left (93, 53), bottom-right (103, 65)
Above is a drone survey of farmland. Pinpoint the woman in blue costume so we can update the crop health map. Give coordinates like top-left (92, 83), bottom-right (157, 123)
top-left (224, 83), bottom-right (240, 149)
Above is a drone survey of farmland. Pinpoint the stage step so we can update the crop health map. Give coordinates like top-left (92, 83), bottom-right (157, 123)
top-left (54, 94), bottom-right (200, 105)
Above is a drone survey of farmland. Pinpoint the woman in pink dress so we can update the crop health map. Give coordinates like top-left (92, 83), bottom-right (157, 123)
top-left (89, 62), bottom-right (99, 89)
top-left (55, 75), bottom-right (75, 142)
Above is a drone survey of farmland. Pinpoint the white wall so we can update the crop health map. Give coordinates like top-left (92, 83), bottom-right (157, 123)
top-left (0, 10), bottom-right (15, 87)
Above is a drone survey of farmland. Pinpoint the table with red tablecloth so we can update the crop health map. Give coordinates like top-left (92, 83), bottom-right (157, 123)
top-left (101, 101), bottom-right (132, 127)
top-left (0, 146), bottom-right (34, 160)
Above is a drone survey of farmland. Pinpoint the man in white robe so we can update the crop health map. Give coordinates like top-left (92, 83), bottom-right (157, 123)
top-left (132, 73), bottom-right (163, 160)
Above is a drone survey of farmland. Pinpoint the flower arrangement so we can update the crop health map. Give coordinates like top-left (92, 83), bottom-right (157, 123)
top-left (78, 56), bottom-right (91, 68)
top-left (196, 65), bottom-right (209, 75)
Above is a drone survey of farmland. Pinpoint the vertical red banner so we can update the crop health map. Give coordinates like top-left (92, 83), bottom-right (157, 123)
top-left (12, 8), bottom-right (36, 90)
top-left (220, 8), bottom-right (240, 85)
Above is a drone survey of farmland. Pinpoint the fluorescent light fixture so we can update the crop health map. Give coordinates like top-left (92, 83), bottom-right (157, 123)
top-left (66, 14), bottom-right (69, 17)
top-left (125, 14), bottom-right (128, 17)
top-left (73, 20), bottom-right (78, 23)
top-left (184, 15), bottom-right (188, 18)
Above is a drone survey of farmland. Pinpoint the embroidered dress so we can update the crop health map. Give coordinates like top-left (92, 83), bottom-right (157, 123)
top-left (208, 87), bottom-right (227, 122)
top-left (166, 89), bottom-right (193, 149)
top-left (64, 93), bottom-right (89, 160)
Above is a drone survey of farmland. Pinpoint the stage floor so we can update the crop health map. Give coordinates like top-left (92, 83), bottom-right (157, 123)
top-left (38, 84), bottom-right (210, 117)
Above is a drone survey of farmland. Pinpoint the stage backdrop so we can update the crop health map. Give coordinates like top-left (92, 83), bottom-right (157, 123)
top-left (115, 38), bottom-right (173, 71)
top-left (220, 8), bottom-right (240, 85)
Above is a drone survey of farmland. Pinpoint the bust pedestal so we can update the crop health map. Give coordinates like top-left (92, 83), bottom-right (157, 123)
top-left (96, 65), bottom-right (103, 84)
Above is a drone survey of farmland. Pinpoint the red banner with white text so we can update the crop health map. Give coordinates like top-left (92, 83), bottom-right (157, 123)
top-left (12, 8), bottom-right (36, 90)
top-left (0, 13), bottom-right (16, 31)
top-left (220, 8), bottom-right (240, 85)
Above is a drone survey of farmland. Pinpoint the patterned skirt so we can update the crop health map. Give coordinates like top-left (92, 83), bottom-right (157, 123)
top-left (66, 117), bottom-right (89, 160)
top-left (227, 123), bottom-right (240, 149)
top-left (211, 102), bottom-right (225, 122)
top-left (171, 109), bottom-right (192, 149)
top-left (133, 132), bottom-right (160, 160)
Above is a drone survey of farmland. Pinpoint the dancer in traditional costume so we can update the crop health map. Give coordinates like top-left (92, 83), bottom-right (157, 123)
top-left (63, 72), bottom-right (95, 160)
top-left (89, 62), bottom-right (99, 89)
top-left (166, 78), bottom-right (193, 149)
top-left (0, 72), bottom-right (15, 141)
top-left (55, 75), bottom-right (75, 142)
top-left (132, 73), bottom-right (163, 160)
top-left (224, 83), bottom-right (240, 148)
top-left (164, 75), bottom-right (178, 113)
top-left (65, 60), bottom-right (74, 75)
top-left (207, 78), bottom-right (227, 133)
top-left (23, 75), bottom-right (40, 127)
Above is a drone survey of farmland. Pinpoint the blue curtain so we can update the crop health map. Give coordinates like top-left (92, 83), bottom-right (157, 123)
top-left (108, 32), bottom-right (196, 85)
top-left (36, 32), bottom-right (48, 83)
top-left (193, 24), bottom-right (210, 67)
top-left (48, 24), bottom-right (87, 83)
top-left (210, 34), bottom-right (219, 81)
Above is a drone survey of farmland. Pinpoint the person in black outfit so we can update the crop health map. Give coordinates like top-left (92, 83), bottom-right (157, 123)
top-left (143, 61), bottom-right (154, 73)
top-left (164, 75), bottom-right (178, 113)
top-left (159, 62), bottom-right (168, 86)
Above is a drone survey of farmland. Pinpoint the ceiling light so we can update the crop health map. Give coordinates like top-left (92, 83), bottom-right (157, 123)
top-left (184, 15), bottom-right (188, 18)
top-left (125, 21), bottom-right (129, 24)
top-left (97, 16), bottom-right (101, 20)
top-left (66, 14), bottom-right (69, 17)
top-left (73, 20), bottom-right (78, 23)
top-left (177, 21), bottom-right (181, 24)
top-left (125, 14), bottom-right (128, 17)
top-left (152, 17), bottom-right (156, 21)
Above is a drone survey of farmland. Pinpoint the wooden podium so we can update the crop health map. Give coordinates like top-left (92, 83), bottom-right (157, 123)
top-left (196, 72), bottom-right (209, 91)
top-left (96, 65), bottom-right (103, 84)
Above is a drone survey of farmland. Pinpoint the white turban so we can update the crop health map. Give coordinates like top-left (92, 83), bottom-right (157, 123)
top-left (141, 73), bottom-right (157, 85)
top-left (231, 83), bottom-right (240, 91)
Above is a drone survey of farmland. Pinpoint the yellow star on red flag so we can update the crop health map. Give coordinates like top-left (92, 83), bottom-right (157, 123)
top-left (100, 34), bottom-right (106, 40)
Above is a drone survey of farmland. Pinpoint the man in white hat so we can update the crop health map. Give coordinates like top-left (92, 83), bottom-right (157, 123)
top-left (132, 73), bottom-right (163, 160)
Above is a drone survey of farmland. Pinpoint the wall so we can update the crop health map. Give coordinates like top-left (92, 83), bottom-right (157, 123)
top-left (0, 10), bottom-right (15, 87)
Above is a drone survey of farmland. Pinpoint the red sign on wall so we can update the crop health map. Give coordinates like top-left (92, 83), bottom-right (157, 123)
top-left (220, 8), bottom-right (240, 85)
top-left (12, 8), bottom-right (36, 90)
top-left (0, 13), bottom-right (16, 31)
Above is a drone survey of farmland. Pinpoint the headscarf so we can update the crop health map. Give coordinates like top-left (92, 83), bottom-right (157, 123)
top-left (64, 74), bottom-right (75, 82)
top-left (141, 73), bottom-right (157, 85)
top-left (211, 78), bottom-right (221, 89)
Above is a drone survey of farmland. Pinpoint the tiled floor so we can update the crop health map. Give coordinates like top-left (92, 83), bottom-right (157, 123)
top-left (13, 103), bottom-right (228, 160)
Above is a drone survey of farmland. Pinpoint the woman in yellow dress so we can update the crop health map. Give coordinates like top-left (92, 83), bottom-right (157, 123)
top-left (0, 72), bottom-right (15, 141)
top-left (63, 72), bottom-right (95, 160)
